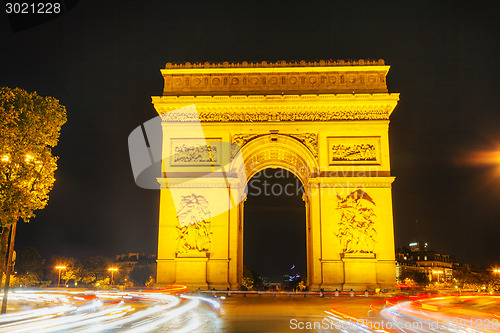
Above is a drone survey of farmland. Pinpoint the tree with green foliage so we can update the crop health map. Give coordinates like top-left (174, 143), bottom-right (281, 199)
top-left (81, 256), bottom-right (111, 285)
top-left (46, 255), bottom-right (82, 285)
top-left (242, 265), bottom-right (254, 290)
top-left (16, 246), bottom-right (44, 276)
top-left (398, 267), bottom-right (429, 286)
top-left (242, 265), bottom-right (266, 290)
top-left (453, 266), bottom-right (500, 291)
top-left (129, 265), bottom-right (154, 287)
top-left (0, 87), bottom-right (67, 275)
top-left (14, 246), bottom-right (44, 286)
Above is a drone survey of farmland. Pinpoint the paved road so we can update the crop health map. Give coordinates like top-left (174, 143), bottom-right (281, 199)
top-left (2, 290), bottom-right (498, 332)
top-left (0, 290), bottom-right (385, 332)
top-left (185, 293), bottom-right (500, 332)
top-left (193, 294), bottom-right (384, 332)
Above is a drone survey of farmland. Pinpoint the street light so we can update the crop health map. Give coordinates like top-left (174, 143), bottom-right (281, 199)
top-left (56, 266), bottom-right (66, 287)
top-left (108, 268), bottom-right (118, 286)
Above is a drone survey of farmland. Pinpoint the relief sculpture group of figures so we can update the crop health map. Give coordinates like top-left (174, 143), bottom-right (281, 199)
top-left (175, 194), bottom-right (213, 253)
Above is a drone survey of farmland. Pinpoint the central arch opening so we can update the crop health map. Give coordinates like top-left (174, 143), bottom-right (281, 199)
top-left (243, 168), bottom-right (307, 289)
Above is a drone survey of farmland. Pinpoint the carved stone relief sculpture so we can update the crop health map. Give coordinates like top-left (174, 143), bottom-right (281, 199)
top-left (176, 194), bottom-right (213, 253)
top-left (331, 143), bottom-right (376, 162)
top-left (335, 189), bottom-right (377, 254)
top-left (328, 137), bottom-right (381, 165)
top-left (170, 139), bottom-right (220, 166)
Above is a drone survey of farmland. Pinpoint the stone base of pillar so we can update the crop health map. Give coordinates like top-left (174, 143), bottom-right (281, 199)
top-left (174, 255), bottom-right (209, 290)
top-left (207, 258), bottom-right (230, 290)
top-left (309, 283), bottom-right (321, 291)
top-left (377, 283), bottom-right (396, 291)
top-left (342, 256), bottom-right (378, 292)
top-left (320, 260), bottom-right (344, 291)
top-left (156, 259), bottom-right (176, 285)
top-left (207, 283), bottom-right (230, 290)
top-left (342, 283), bottom-right (380, 292)
top-left (319, 283), bottom-right (343, 291)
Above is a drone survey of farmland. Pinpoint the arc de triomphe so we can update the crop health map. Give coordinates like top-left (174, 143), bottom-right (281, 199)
top-left (152, 59), bottom-right (399, 291)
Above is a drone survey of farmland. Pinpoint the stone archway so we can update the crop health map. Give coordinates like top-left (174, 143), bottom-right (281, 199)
top-left (238, 134), bottom-right (318, 288)
top-left (153, 59), bottom-right (400, 291)
top-left (243, 167), bottom-right (307, 286)
top-left (241, 134), bottom-right (318, 184)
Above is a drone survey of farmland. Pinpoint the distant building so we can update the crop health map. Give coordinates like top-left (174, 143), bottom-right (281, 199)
top-left (267, 282), bottom-right (282, 291)
top-left (115, 253), bottom-right (157, 274)
top-left (396, 241), bottom-right (455, 283)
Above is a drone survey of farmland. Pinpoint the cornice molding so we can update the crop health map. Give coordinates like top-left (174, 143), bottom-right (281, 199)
top-left (164, 59), bottom-right (386, 69)
top-left (153, 93), bottom-right (399, 103)
top-left (161, 66), bottom-right (389, 75)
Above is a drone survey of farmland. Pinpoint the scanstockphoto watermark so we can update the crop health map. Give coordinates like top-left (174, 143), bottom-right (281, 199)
top-left (246, 162), bottom-right (382, 180)
top-left (248, 177), bottom-right (304, 197)
top-left (246, 165), bottom-right (381, 198)
top-left (289, 317), bottom-right (497, 331)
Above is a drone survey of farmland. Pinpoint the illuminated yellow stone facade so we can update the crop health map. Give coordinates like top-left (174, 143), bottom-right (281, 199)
top-left (153, 60), bottom-right (399, 291)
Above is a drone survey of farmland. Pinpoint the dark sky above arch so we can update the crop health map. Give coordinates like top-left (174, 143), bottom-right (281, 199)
top-left (1, 1), bottom-right (499, 269)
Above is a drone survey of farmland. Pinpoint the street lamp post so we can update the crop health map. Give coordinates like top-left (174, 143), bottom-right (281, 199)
top-left (108, 268), bottom-right (118, 287)
top-left (56, 266), bottom-right (66, 287)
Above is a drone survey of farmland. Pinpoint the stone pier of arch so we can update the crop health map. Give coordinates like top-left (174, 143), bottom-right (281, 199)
top-left (153, 59), bottom-right (400, 291)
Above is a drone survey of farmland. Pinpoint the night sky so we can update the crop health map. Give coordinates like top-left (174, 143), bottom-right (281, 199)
top-left (1, 1), bottom-right (499, 279)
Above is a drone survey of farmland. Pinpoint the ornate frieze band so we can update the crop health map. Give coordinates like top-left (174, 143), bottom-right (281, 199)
top-left (154, 94), bottom-right (399, 122)
top-left (160, 108), bottom-right (390, 122)
top-left (162, 71), bottom-right (388, 95)
top-left (161, 60), bottom-right (389, 95)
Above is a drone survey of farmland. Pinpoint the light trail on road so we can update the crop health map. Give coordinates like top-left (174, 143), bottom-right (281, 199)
top-left (379, 295), bottom-right (500, 333)
top-left (323, 294), bottom-right (500, 333)
top-left (0, 288), bottom-right (219, 332)
top-left (2, 290), bottom-right (499, 332)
